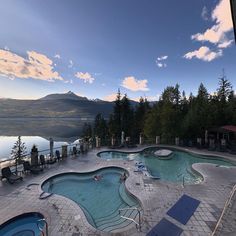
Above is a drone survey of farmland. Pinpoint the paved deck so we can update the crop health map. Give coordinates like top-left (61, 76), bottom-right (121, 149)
top-left (0, 145), bottom-right (236, 236)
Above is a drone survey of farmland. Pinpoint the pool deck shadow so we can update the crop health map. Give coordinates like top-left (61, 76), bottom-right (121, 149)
top-left (0, 145), bottom-right (236, 236)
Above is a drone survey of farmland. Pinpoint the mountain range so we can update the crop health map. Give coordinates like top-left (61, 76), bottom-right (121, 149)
top-left (0, 91), bottom-right (136, 119)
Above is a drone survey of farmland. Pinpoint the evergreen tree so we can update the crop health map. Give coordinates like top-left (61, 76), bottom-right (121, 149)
top-left (94, 113), bottom-right (108, 145)
top-left (144, 103), bottom-right (161, 140)
top-left (104, 77), bottom-right (235, 145)
top-left (182, 83), bottom-right (209, 139)
top-left (216, 73), bottom-right (233, 125)
top-left (112, 89), bottom-right (122, 138)
top-left (217, 76), bottom-right (233, 102)
top-left (11, 136), bottom-right (27, 172)
top-left (121, 94), bottom-right (134, 137)
top-left (134, 97), bottom-right (150, 140)
top-left (82, 123), bottom-right (92, 138)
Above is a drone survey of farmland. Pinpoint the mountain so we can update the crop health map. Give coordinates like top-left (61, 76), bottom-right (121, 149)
top-left (40, 91), bottom-right (88, 101)
top-left (0, 91), bottom-right (144, 119)
top-left (0, 92), bottom-right (114, 119)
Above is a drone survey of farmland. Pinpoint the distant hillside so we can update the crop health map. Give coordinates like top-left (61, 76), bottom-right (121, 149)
top-left (0, 92), bottom-right (114, 119)
top-left (40, 91), bottom-right (88, 101)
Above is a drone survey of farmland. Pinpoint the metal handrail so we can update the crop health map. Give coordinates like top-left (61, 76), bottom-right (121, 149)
top-left (37, 218), bottom-right (48, 236)
top-left (119, 207), bottom-right (141, 231)
top-left (211, 184), bottom-right (236, 235)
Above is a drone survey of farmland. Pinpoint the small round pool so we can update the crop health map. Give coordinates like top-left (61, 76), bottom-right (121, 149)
top-left (0, 212), bottom-right (45, 236)
top-left (42, 167), bottom-right (141, 232)
top-left (98, 148), bottom-right (235, 184)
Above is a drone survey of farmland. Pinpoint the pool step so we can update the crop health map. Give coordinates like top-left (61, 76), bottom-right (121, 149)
top-left (94, 202), bottom-right (127, 225)
top-left (119, 183), bottom-right (137, 206)
top-left (94, 204), bottom-right (139, 232)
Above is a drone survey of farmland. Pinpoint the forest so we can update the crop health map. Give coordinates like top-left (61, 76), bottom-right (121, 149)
top-left (82, 76), bottom-right (236, 146)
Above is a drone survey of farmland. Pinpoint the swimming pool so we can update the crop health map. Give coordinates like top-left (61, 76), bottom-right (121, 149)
top-left (0, 212), bottom-right (45, 236)
top-left (98, 148), bottom-right (234, 184)
top-left (42, 167), bottom-right (140, 232)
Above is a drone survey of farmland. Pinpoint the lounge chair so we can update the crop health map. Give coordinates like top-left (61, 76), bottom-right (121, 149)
top-left (23, 161), bottom-right (43, 174)
top-left (39, 155), bottom-right (47, 168)
top-left (40, 154), bottom-right (56, 167)
top-left (47, 157), bottom-right (57, 165)
top-left (1, 167), bottom-right (23, 184)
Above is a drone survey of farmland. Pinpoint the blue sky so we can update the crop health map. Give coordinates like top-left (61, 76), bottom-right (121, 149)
top-left (0, 0), bottom-right (235, 101)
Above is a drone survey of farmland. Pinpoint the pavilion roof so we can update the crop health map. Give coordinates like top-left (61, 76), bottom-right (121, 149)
top-left (209, 125), bottom-right (236, 133)
top-left (221, 125), bottom-right (236, 133)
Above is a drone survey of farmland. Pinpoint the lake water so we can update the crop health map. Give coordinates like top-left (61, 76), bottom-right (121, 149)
top-left (0, 136), bottom-right (72, 161)
top-left (0, 118), bottom-right (87, 161)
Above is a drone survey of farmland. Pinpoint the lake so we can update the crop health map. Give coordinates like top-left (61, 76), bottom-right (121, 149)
top-left (0, 118), bottom-right (88, 161)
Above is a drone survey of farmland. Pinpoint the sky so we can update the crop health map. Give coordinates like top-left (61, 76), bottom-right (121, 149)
top-left (0, 0), bottom-right (235, 101)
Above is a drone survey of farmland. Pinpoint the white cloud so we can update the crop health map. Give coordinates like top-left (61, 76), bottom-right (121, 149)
top-left (156, 62), bottom-right (167, 68)
top-left (54, 54), bottom-right (61, 59)
top-left (201, 6), bottom-right (208, 21)
top-left (157, 55), bottom-right (168, 61)
top-left (184, 0), bottom-right (233, 62)
top-left (121, 76), bottom-right (149, 92)
top-left (0, 49), bottom-right (63, 81)
top-left (103, 93), bottom-right (120, 102)
top-left (68, 60), bottom-right (73, 68)
top-left (218, 39), bottom-right (234, 48)
top-left (156, 55), bottom-right (168, 68)
top-left (183, 46), bottom-right (223, 62)
top-left (75, 72), bottom-right (95, 84)
top-left (191, 0), bottom-right (233, 46)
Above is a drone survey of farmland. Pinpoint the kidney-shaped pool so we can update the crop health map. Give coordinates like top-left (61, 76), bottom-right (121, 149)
top-left (98, 148), bottom-right (234, 184)
top-left (42, 167), bottom-right (140, 233)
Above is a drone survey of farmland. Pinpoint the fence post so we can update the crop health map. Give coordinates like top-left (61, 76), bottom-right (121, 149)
top-left (139, 133), bottom-right (143, 145)
top-left (156, 136), bottom-right (160, 145)
top-left (175, 137), bottom-right (179, 146)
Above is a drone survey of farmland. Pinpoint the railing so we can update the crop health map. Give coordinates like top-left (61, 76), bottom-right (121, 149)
top-left (118, 207), bottom-right (141, 231)
top-left (37, 218), bottom-right (48, 236)
top-left (211, 184), bottom-right (236, 235)
top-left (0, 142), bottom-right (85, 169)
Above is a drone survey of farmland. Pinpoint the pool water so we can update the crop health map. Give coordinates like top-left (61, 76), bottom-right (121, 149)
top-left (0, 213), bottom-right (44, 236)
top-left (98, 149), bottom-right (234, 184)
top-left (42, 167), bottom-right (140, 232)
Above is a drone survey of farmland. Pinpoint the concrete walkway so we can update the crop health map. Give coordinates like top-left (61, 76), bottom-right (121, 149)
top-left (0, 145), bottom-right (236, 236)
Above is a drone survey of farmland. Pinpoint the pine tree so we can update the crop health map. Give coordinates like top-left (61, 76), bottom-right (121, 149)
top-left (113, 89), bottom-right (122, 138)
top-left (11, 136), bottom-right (27, 172)
top-left (134, 97), bottom-right (150, 140)
top-left (121, 94), bottom-right (134, 137)
top-left (94, 113), bottom-right (108, 145)
top-left (82, 123), bottom-right (92, 138)
top-left (217, 72), bottom-right (233, 125)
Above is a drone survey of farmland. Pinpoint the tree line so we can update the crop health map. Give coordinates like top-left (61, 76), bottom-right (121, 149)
top-left (82, 76), bottom-right (236, 145)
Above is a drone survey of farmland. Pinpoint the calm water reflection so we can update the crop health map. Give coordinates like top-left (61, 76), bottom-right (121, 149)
top-left (0, 118), bottom-right (87, 160)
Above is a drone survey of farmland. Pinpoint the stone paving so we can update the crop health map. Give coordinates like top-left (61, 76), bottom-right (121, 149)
top-left (0, 145), bottom-right (236, 236)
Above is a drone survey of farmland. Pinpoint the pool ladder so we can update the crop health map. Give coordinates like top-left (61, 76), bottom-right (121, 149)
top-left (119, 207), bottom-right (142, 231)
top-left (37, 218), bottom-right (49, 236)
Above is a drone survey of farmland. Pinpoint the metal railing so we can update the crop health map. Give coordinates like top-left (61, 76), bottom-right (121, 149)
top-left (211, 184), bottom-right (236, 235)
top-left (118, 207), bottom-right (142, 231)
top-left (37, 218), bottom-right (48, 236)
top-left (0, 142), bottom-right (86, 169)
